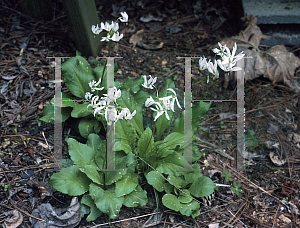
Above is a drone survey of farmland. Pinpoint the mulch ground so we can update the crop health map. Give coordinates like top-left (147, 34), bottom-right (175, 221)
top-left (1, 0), bottom-right (300, 227)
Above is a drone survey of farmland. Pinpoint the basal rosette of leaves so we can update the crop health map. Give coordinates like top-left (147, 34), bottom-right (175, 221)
top-left (39, 11), bottom-right (222, 221)
top-left (40, 54), bottom-right (215, 221)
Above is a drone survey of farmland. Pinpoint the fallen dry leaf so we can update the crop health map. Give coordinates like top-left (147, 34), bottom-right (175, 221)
top-left (30, 197), bottom-right (81, 228)
top-left (219, 15), bottom-right (266, 49)
top-left (216, 15), bottom-right (300, 90)
top-left (3, 210), bottom-right (23, 228)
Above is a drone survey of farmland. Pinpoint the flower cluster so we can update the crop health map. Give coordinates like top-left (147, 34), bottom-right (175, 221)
top-left (85, 79), bottom-right (136, 125)
top-left (199, 42), bottom-right (245, 83)
top-left (142, 75), bottom-right (182, 121)
top-left (91, 12), bottom-right (128, 42)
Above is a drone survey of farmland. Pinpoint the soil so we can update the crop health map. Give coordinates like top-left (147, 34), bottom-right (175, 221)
top-left (0, 0), bottom-right (300, 227)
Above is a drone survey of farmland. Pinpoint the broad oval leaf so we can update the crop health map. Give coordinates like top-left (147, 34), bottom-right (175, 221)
top-left (89, 183), bottom-right (124, 219)
top-left (137, 127), bottom-right (153, 161)
top-left (66, 138), bottom-right (95, 167)
top-left (115, 172), bottom-right (139, 197)
top-left (71, 103), bottom-right (93, 118)
top-left (188, 176), bottom-right (215, 197)
top-left (123, 185), bottom-right (148, 208)
top-left (179, 200), bottom-right (200, 217)
top-left (162, 194), bottom-right (180, 212)
top-left (78, 116), bottom-right (101, 139)
top-left (145, 171), bottom-right (165, 192)
top-left (173, 101), bottom-right (211, 134)
top-left (49, 165), bottom-right (91, 196)
top-left (62, 56), bottom-right (95, 98)
top-left (81, 194), bottom-right (102, 222)
top-left (178, 189), bottom-right (193, 204)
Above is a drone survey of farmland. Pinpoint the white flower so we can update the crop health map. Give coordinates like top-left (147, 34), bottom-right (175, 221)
top-left (145, 96), bottom-right (155, 107)
top-left (101, 22), bottom-right (110, 31)
top-left (150, 102), bottom-right (169, 121)
top-left (91, 24), bottom-right (102, 35)
top-left (142, 75), bottom-right (157, 89)
top-left (104, 86), bottom-right (121, 103)
top-left (199, 56), bottom-right (208, 70)
top-left (120, 12), bottom-right (128, 23)
top-left (167, 88), bottom-right (182, 111)
top-left (212, 42), bottom-right (230, 57)
top-left (206, 59), bottom-right (219, 79)
top-left (120, 108), bottom-right (136, 120)
top-left (101, 34), bottom-right (111, 42)
top-left (87, 95), bottom-right (99, 108)
top-left (217, 43), bottom-right (245, 72)
top-left (109, 21), bottom-right (119, 32)
top-left (217, 57), bottom-right (242, 72)
top-left (94, 103), bottom-right (106, 116)
top-left (85, 92), bottom-right (93, 100)
top-left (159, 96), bottom-right (172, 110)
top-left (88, 78), bottom-right (104, 92)
top-left (111, 32), bottom-right (123, 42)
top-left (105, 107), bottom-right (118, 125)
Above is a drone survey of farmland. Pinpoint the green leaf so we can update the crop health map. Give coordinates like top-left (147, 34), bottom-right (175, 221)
top-left (178, 189), bottom-right (192, 203)
top-left (137, 127), bottom-right (154, 162)
top-left (154, 152), bottom-right (185, 175)
top-left (39, 92), bottom-right (74, 124)
top-left (104, 151), bottom-right (128, 185)
top-left (192, 144), bottom-right (203, 162)
top-left (115, 172), bottom-right (139, 197)
top-left (179, 200), bottom-right (200, 217)
top-left (183, 165), bottom-right (202, 187)
top-left (39, 102), bottom-right (72, 124)
top-left (89, 183), bottom-right (124, 219)
top-left (81, 194), bottom-right (102, 222)
top-left (164, 183), bottom-right (174, 194)
top-left (93, 64), bottom-right (107, 91)
top-left (154, 132), bottom-right (184, 158)
top-left (86, 134), bottom-right (104, 152)
top-left (155, 111), bottom-right (173, 141)
top-left (192, 210), bottom-right (200, 219)
top-left (123, 185), bottom-right (148, 207)
top-left (79, 165), bottom-right (103, 185)
top-left (62, 56), bottom-right (96, 98)
top-left (49, 165), bottom-right (91, 196)
top-left (61, 99), bottom-right (77, 107)
top-left (115, 119), bottom-right (138, 154)
top-left (90, 135), bottom-right (107, 170)
top-left (188, 176), bottom-right (215, 197)
top-left (78, 116), bottom-right (101, 139)
top-left (66, 138), bottom-right (103, 184)
top-left (134, 90), bottom-right (151, 109)
top-left (167, 174), bottom-right (183, 189)
top-left (162, 194), bottom-right (180, 212)
top-left (117, 91), bottom-right (143, 135)
top-left (115, 76), bottom-right (144, 94)
top-left (66, 138), bottom-right (95, 167)
top-left (173, 101), bottom-right (211, 134)
top-left (71, 103), bottom-right (94, 118)
top-left (145, 171), bottom-right (165, 192)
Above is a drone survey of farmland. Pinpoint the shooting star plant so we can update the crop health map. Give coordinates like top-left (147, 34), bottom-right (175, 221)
top-left (199, 42), bottom-right (245, 83)
top-left (91, 12), bottom-right (128, 42)
top-left (86, 85), bottom-right (136, 125)
top-left (143, 76), bottom-right (182, 121)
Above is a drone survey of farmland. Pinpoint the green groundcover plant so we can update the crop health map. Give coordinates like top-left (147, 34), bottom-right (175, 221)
top-left (40, 12), bottom-right (244, 221)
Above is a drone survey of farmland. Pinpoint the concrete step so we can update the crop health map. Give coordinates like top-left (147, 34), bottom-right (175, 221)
top-left (241, 0), bottom-right (300, 45)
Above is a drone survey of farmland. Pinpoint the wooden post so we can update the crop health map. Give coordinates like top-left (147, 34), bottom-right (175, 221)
top-left (17, 0), bottom-right (53, 20)
top-left (62, 0), bottom-right (102, 57)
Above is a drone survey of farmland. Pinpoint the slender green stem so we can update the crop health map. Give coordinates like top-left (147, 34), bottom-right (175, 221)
top-left (100, 40), bottom-right (113, 87)
top-left (166, 111), bottom-right (175, 136)
top-left (194, 71), bottom-right (209, 86)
